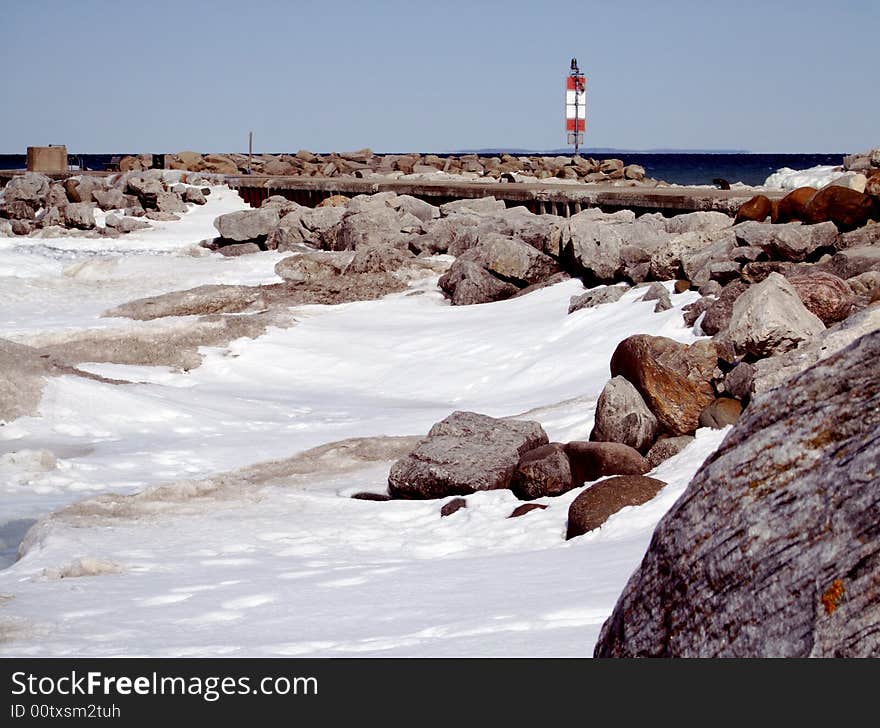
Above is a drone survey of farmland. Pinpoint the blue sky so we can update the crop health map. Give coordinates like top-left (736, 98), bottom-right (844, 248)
top-left (1, 0), bottom-right (876, 153)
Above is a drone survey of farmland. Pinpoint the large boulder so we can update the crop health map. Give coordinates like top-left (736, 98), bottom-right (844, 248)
top-left (664, 211), bottom-right (732, 235)
top-left (804, 185), bottom-right (878, 231)
top-left (510, 443), bottom-right (574, 500)
top-left (591, 376), bottom-right (658, 452)
top-left (773, 187), bottom-right (817, 223)
top-left (125, 173), bottom-right (164, 207)
top-left (334, 207), bottom-right (407, 251)
top-left (564, 441), bottom-right (651, 484)
top-left (387, 411), bottom-right (549, 499)
top-left (274, 251), bottom-right (352, 283)
top-left (3, 172), bottom-right (50, 207)
top-left (103, 285), bottom-right (266, 320)
top-left (438, 260), bottom-right (519, 306)
top-left (594, 330), bottom-right (880, 657)
top-left (213, 208), bottom-right (280, 243)
top-left (469, 234), bottom-right (559, 286)
top-left (733, 221), bottom-right (838, 262)
top-left (718, 272), bottom-right (825, 359)
top-left (568, 284), bottom-right (627, 314)
top-left (562, 215), bottom-right (627, 281)
top-left (63, 202), bottom-right (96, 230)
top-left (93, 188), bottom-right (125, 211)
top-left (609, 335), bottom-right (718, 436)
top-left (645, 435), bottom-right (694, 468)
top-left (787, 271), bottom-right (854, 325)
top-left (733, 194), bottom-right (772, 224)
top-left (566, 475), bottom-right (667, 539)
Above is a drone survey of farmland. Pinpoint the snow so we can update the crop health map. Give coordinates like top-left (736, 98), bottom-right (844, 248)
top-left (763, 164), bottom-right (842, 190)
top-left (0, 186), bottom-right (728, 656)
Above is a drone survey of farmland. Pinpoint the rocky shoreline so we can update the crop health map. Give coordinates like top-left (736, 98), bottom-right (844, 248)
top-left (1, 146), bottom-right (879, 657)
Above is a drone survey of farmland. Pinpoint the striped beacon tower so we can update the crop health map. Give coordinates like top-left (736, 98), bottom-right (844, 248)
top-left (566, 58), bottom-right (586, 156)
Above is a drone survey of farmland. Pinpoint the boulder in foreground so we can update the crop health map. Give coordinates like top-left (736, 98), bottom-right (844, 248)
top-left (594, 330), bottom-right (880, 657)
top-left (566, 475), bottom-right (667, 539)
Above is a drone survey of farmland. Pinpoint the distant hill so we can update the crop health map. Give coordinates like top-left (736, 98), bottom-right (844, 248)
top-left (447, 147), bottom-right (752, 155)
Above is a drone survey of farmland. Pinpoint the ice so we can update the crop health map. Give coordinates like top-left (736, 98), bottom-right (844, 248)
top-left (0, 185), bottom-right (728, 656)
top-left (763, 164), bottom-right (843, 190)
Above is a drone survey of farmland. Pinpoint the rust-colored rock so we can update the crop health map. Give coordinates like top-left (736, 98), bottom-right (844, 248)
top-left (563, 441), bottom-right (650, 485)
top-left (566, 475), bottom-right (667, 539)
top-left (698, 397), bottom-right (743, 429)
top-left (787, 271), bottom-right (854, 325)
top-left (317, 195), bottom-right (351, 208)
top-left (609, 335), bottom-right (718, 435)
top-left (803, 185), bottom-right (878, 231)
top-left (772, 187), bottom-right (817, 224)
top-left (440, 497), bottom-right (467, 517)
top-left (734, 195), bottom-right (772, 224)
top-left (867, 171), bottom-right (880, 198)
top-left (508, 503), bottom-right (548, 518)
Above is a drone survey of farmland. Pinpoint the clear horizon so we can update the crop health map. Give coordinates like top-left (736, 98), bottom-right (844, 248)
top-left (1, 0), bottom-right (876, 155)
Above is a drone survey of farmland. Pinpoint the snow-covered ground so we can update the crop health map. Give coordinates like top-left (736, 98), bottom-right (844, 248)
top-left (763, 164), bottom-right (843, 190)
top-left (0, 186), bottom-right (729, 656)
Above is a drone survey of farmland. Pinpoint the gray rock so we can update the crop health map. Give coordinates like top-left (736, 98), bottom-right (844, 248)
top-left (213, 208), bottom-right (280, 242)
top-left (568, 284), bottom-right (627, 314)
top-left (645, 436), bottom-right (694, 468)
top-left (345, 246), bottom-right (411, 274)
top-left (388, 411), bottom-right (549, 499)
top-left (391, 194), bottom-right (440, 222)
top-left (835, 223), bottom-right (880, 251)
top-left (156, 191), bottom-right (187, 214)
top-left (217, 243), bottom-right (261, 257)
top-left (3, 172), bottom-right (50, 206)
top-left (562, 215), bottom-right (627, 281)
top-left (649, 230), bottom-right (722, 281)
top-left (438, 260), bottom-right (519, 306)
top-left (439, 197), bottom-right (506, 216)
top-left (93, 188), bottom-right (125, 211)
top-left (10, 219), bottom-right (33, 235)
top-left (274, 251), bottom-right (352, 283)
top-left (39, 206), bottom-right (65, 228)
top-left (125, 174), bottom-right (164, 207)
top-left (469, 234), bottom-right (559, 286)
top-left (718, 272), bottom-right (825, 359)
top-left (751, 305), bottom-right (880, 395)
top-left (733, 221), bottom-right (838, 262)
top-left (45, 183), bottom-right (68, 209)
top-left (701, 280), bottom-right (748, 336)
top-left (680, 231), bottom-right (737, 285)
top-left (2, 200), bottom-right (36, 220)
top-left (334, 207), bottom-right (404, 251)
top-left (723, 361), bottom-right (755, 400)
top-left (819, 246), bottom-right (880, 280)
top-left (184, 187), bottom-right (207, 205)
top-left (595, 330), bottom-right (880, 657)
top-left (592, 376), bottom-right (659, 452)
top-left (63, 202), bottom-right (96, 230)
top-left (665, 211), bottom-right (732, 235)
top-left (510, 443), bottom-right (574, 500)
top-left (640, 282), bottom-right (672, 312)
top-left (0, 220), bottom-right (12, 237)
top-left (145, 211), bottom-right (180, 222)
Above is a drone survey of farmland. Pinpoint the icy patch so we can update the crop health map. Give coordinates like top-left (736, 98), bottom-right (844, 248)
top-left (764, 165), bottom-right (842, 190)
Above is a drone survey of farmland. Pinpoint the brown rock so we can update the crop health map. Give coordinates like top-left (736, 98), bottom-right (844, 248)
top-left (440, 497), bottom-right (467, 517)
top-left (773, 187), bottom-right (817, 224)
top-left (787, 271), bottom-right (854, 325)
top-left (317, 195), bottom-right (350, 208)
top-left (508, 503), bottom-right (548, 518)
top-left (564, 441), bottom-right (650, 485)
top-left (698, 397), bottom-right (743, 429)
top-left (867, 171), bottom-right (880, 198)
top-left (645, 436), bottom-right (694, 468)
top-left (673, 280), bottom-right (691, 293)
top-left (734, 195), bottom-right (772, 224)
top-left (351, 492), bottom-right (391, 501)
top-left (510, 443), bottom-right (574, 500)
top-left (566, 475), bottom-right (667, 539)
top-left (804, 185), bottom-right (879, 231)
top-left (609, 335), bottom-right (718, 435)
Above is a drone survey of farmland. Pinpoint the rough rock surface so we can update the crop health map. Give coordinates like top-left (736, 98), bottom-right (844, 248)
top-left (787, 271), bottom-right (854, 325)
top-left (733, 221), bottom-right (838, 262)
top-left (591, 376), bottom-right (658, 452)
top-left (388, 411), bottom-right (549, 499)
top-left (566, 475), bottom-right (667, 539)
top-left (594, 330), bottom-right (880, 657)
top-left (214, 208), bottom-right (280, 242)
top-left (698, 397), bottom-right (743, 429)
top-left (645, 436), bottom-right (694, 468)
top-left (609, 335), bottom-right (718, 435)
top-left (568, 285), bottom-right (627, 314)
top-left (719, 272), bottom-right (825, 359)
top-left (438, 260), bottom-right (519, 306)
top-left (510, 443), bottom-right (574, 500)
top-left (103, 285), bottom-right (267, 320)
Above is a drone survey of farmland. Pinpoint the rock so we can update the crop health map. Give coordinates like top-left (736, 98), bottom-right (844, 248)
top-left (440, 497), bottom-right (467, 517)
top-left (750, 305), bottom-right (880, 395)
top-left (835, 222), bottom-right (880, 250)
top-left (125, 173), bottom-right (164, 207)
top-left (640, 282), bottom-right (672, 312)
top-left (0, 220), bottom-right (12, 237)
top-left (4, 172), bottom-right (50, 207)
top-left (391, 195), bottom-right (439, 223)
top-left (803, 185), bottom-right (879, 231)
top-left (682, 296), bottom-right (715, 328)
top-left (719, 273), bottom-right (825, 359)
top-left (674, 280), bottom-right (691, 293)
top-left (470, 234), bottom-right (560, 286)
top-left (599, 159), bottom-right (624, 174)
top-left (351, 492), bottom-right (391, 501)
top-left (700, 280), bottom-right (748, 335)
top-left (826, 172), bottom-right (868, 193)
top-left (733, 221), bottom-right (838, 262)
top-left (679, 231), bottom-right (738, 284)
top-left (567, 284), bottom-right (628, 314)
top-left (566, 475), bottom-right (667, 539)
top-left (39, 206), bottom-right (65, 228)
top-left (63, 202), bottom-right (96, 229)
top-left (645, 436), bottom-right (694, 468)
top-left (609, 335), bottom-right (718, 436)
top-left (92, 188), bottom-right (125, 211)
top-left (144, 211), bottom-right (180, 222)
top-left (820, 246), bottom-right (880, 280)
top-left (274, 251), bottom-right (351, 282)
top-left (200, 154), bottom-right (239, 175)
top-left (10, 219), bottom-right (33, 235)
top-left (439, 197), bottom-right (506, 216)
top-left (2, 200), bottom-right (35, 220)
top-left (387, 411), bottom-right (549, 499)
top-left (511, 271), bottom-right (572, 298)
top-left (156, 191), bottom-right (187, 214)
top-left (723, 361), bottom-right (755, 400)
top-left (45, 183), bottom-right (68, 209)
top-left (317, 195), bottom-right (351, 208)
top-left (508, 503), bottom-right (548, 518)
top-left (345, 246), bottom-right (410, 275)
top-left (217, 242), bottom-right (261, 257)
top-left (184, 187), bottom-right (207, 205)
top-left (623, 164), bottom-right (646, 181)
top-left (740, 260), bottom-right (798, 284)
top-left (867, 171), bottom-right (880, 198)
top-left (847, 270), bottom-right (880, 299)
top-left (213, 208), bottom-right (280, 242)
top-left (698, 397), bottom-right (742, 429)
top-left (438, 260), bottom-right (519, 306)
top-left (649, 230), bottom-right (720, 281)
top-left (103, 284), bottom-right (266, 320)
top-left (564, 441), bottom-right (650, 485)
top-left (786, 271), bottom-right (854, 325)
top-left (734, 195), bottom-right (772, 224)
top-left (594, 330), bottom-right (880, 657)
top-left (592, 376), bottom-right (659, 452)
top-left (115, 216), bottom-right (151, 233)
top-left (334, 207), bottom-right (405, 251)
top-left (510, 443), bottom-right (573, 500)
top-left (562, 214), bottom-right (628, 282)
top-left (699, 280), bottom-right (722, 297)
top-left (665, 211), bottom-right (732, 235)
top-left (773, 187), bottom-right (817, 224)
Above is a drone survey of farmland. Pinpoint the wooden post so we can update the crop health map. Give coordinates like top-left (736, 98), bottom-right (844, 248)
top-left (248, 131), bottom-right (253, 174)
